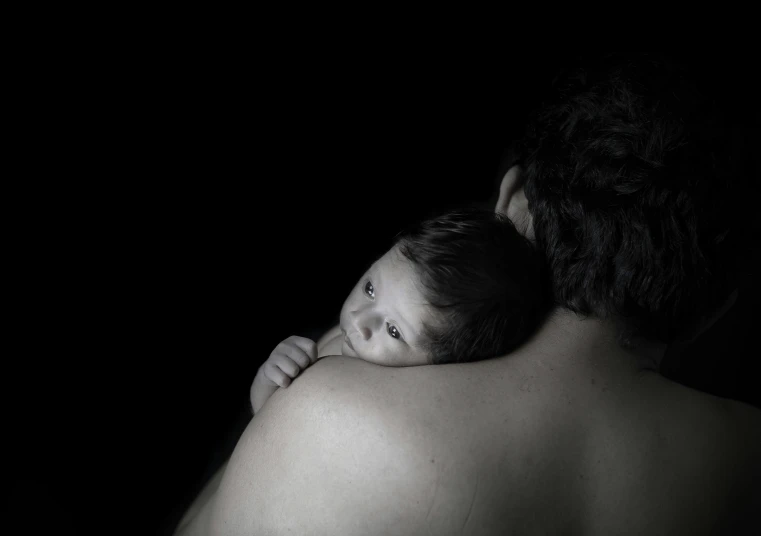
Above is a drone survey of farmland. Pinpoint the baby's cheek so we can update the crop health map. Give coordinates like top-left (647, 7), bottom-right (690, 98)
top-left (364, 345), bottom-right (394, 366)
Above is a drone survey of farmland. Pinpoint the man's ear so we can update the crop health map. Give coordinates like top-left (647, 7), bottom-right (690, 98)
top-left (496, 165), bottom-right (534, 240)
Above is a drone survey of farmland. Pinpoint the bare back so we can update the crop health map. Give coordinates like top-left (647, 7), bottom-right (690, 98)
top-left (207, 339), bottom-right (760, 535)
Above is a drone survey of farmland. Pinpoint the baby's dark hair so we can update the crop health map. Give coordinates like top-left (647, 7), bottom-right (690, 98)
top-left (510, 52), bottom-right (755, 345)
top-left (392, 207), bottom-right (550, 364)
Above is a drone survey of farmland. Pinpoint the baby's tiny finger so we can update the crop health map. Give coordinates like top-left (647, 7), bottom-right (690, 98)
top-left (287, 336), bottom-right (319, 364)
top-left (290, 350), bottom-right (311, 369)
top-left (279, 344), bottom-right (311, 370)
top-left (264, 363), bottom-right (290, 388)
top-left (274, 355), bottom-right (300, 378)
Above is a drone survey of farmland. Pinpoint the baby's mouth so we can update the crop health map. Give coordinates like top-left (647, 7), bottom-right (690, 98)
top-left (344, 336), bottom-right (355, 351)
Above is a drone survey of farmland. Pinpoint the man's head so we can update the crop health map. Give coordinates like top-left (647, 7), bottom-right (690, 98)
top-left (339, 208), bottom-right (550, 365)
top-left (496, 53), bottom-right (751, 346)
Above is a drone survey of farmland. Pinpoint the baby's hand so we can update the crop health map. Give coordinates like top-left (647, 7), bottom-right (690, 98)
top-left (258, 335), bottom-right (318, 388)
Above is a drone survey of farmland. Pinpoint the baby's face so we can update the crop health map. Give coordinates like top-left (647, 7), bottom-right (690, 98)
top-left (339, 246), bottom-right (434, 367)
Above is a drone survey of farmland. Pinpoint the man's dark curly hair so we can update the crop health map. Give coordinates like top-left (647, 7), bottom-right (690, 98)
top-left (392, 207), bottom-right (551, 364)
top-left (511, 53), bottom-right (753, 345)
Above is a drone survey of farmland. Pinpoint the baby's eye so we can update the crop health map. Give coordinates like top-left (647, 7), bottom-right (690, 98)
top-left (363, 280), bottom-right (375, 299)
top-left (387, 323), bottom-right (402, 340)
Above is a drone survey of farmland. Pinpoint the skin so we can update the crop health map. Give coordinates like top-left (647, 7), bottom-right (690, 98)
top-left (337, 245), bottom-right (434, 367)
top-left (250, 246), bottom-right (435, 415)
top-left (176, 166), bottom-right (761, 536)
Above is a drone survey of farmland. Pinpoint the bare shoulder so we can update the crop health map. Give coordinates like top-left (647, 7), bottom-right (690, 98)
top-left (724, 398), bottom-right (761, 489)
top-left (209, 357), bottom-right (457, 536)
top-left (659, 383), bottom-right (761, 533)
top-left (686, 390), bottom-right (761, 471)
top-left (207, 356), bottom-right (613, 535)
top-left (722, 396), bottom-right (761, 438)
top-left (721, 398), bottom-right (761, 518)
top-left (657, 380), bottom-right (761, 482)
top-left (726, 400), bottom-right (761, 482)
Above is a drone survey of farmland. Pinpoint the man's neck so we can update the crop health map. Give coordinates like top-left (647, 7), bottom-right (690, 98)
top-left (512, 308), bottom-right (666, 385)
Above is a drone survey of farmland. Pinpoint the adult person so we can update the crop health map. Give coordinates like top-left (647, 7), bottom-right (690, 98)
top-left (177, 53), bottom-right (760, 535)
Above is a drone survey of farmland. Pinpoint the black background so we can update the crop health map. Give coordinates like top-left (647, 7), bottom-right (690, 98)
top-left (7, 41), bottom-right (759, 535)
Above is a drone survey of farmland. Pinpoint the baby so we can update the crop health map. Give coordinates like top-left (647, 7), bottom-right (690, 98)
top-left (251, 207), bottom-right (550, 414)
